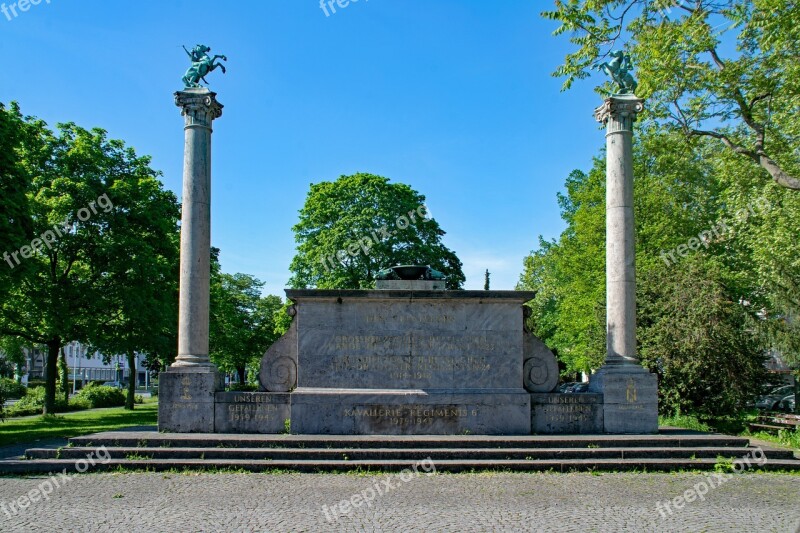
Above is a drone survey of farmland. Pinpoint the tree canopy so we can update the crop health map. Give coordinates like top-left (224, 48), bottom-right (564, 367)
top-left (289, 173), bottom-right (465, 290)
top-left (543, 0), bottom-right (800, 190)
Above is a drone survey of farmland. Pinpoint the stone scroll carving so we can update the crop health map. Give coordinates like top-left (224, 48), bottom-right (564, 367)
top-left (522, 333), bottom-right (559, 393)
top-left (259, 320), bottom-right (298, 393)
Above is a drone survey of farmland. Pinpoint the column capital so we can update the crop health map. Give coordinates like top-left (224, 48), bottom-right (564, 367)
top-left (175, 88), bottom-right (223, 129)
top-left (594, 95), bottom-right (644, 134)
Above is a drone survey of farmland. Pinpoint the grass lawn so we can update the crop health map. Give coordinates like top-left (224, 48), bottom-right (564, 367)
top-left (0, 399), bottom-right (158, 447)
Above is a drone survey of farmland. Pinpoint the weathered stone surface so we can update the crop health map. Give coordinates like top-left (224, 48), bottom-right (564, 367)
top-left (290, 293), bottom-right (531, 391)
top-left (375, 280), bottom-right (445, 290)
top-left (530, 393), bottom-right (603, 434)
top-left (589, 368), bottom-right (658, 434)
top-left (214, 392), bottom-right (291, 433)
top-left (291, 390), bottom-right (531, 435)
top-left (259, 320), bottom-right (297, 392)
top-left (172, 88), bottom-right (223, 370)
top-left (523, 333), bottom-right (559, 393)
top-left (158, 370), bottom-right (222, 432)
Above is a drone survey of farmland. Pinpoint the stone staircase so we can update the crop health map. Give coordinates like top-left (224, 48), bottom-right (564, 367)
top-left (1, 429), bottom-right (799, 474)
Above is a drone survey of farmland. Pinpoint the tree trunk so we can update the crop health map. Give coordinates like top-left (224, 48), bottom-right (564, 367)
top-left (59, 347), bottom-right (69, 404)
top-left (237, 366), bottom-right (246, 386)
top-left (43, 339), bottom-right (61, 415)
top-left (126, 350), bottom-right (136, 410)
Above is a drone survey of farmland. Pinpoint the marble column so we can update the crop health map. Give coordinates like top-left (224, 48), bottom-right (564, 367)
top-left (589, 94), bottom-right (658, 434)
top-left (172, 88), bottom-right (223, 370)
top-left (159, 88), bottom-right (223, 433)
top-left (595, 94), bottom-right (643, 367)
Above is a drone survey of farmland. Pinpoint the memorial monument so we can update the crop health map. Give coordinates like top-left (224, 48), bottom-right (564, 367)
top-left (588, 52), bottom-right (658, 433)
top-left (159, 47), bottom-right (654, 436)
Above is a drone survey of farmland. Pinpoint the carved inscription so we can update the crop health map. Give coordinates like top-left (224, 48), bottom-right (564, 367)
top-left (226, 403), bottom-right (279, 422)
top-left (346, 405), bottom-right (478, 428)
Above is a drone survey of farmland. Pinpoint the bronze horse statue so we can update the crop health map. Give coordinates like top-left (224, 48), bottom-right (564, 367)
top-left (182, 44), bottom-right (227, 88)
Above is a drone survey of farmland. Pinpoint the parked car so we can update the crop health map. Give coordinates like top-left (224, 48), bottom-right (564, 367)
top-left (561, 382), bottom-right (589, 393)
top-left (755, 385), bottom-right (794, 411)
top-left (777, 394), bottom-right (796, 413)
top-left (102, 381), bottom-right (124, 389)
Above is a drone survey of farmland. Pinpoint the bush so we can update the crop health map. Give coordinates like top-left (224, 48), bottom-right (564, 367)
top-left (134, 395), bottom-right (144, 404)
top-left (26, 380), bottom-right (46, 389)
top-left (228, 383), bottom-right (259, 392)
top-left (75, 383), bottom-right (126, 409)
top-left (0, 378), bottom-right (27, 399)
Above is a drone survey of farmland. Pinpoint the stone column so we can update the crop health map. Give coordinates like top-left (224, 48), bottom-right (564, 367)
top-left (159, 88), bottom-right (223, 433)
top-left (172, 88), bottom-right (223, 370)
top-left (596, 94), bottom-right (643, 367)
top-left (589, 94), bottom-right (658, 434)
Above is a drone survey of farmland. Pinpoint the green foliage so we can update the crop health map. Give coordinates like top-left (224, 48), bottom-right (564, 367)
top-left (639, 258), bottom-right (769, 417)
top-left (0, 377), bottom-right (27, 399)
top-left (75, 383), bottom-right (126, 409)
top-left (543, 0), bottom-right (800, 190)
top-left (289, 173), bottom-right (465, 290)
top-left (209, 255), bottom-right (284, 384)
top-left (5, 386), bottom-right (89, 417)
top-left (0, 102), bottom-right (181, 414)
top-left (519, 126), bottom-right (793, 417)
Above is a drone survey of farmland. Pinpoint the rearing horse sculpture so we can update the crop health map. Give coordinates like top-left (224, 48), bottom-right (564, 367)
top-left (595, 51), bottom-right (638, 95)
top-left (182, 44), bottom-right (227, 88)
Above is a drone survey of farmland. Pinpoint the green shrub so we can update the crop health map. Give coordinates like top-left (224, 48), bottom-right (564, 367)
top-left (228, 383), bottom-right (258, 392)
top-left (26, 380), bottom-right (46, 389)
top-left (134, 395), bottom-right (144, 404)
top-left (75, 383), bottom-right (126, 408)
top-left (0, 378), bottom-right (27, 399)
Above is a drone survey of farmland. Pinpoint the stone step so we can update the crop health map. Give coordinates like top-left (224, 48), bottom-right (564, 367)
top-left (24, 446), bottom-right (798, 462)
top-left (66, 430), bottom-right (752, 450)
top-left (2, 457), bottom-right (800, 475)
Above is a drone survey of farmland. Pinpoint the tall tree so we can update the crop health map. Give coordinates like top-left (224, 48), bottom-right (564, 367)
top-left (210, 261), bottom-right (284, 384)
top-left (289, 173), bottom-right (465, 290)
top-left (0, 107), bottom-right (180, 413)
top-left (543, 0), bottom-right (800, 190)
top-left (86, 162), bottom-right (181, 409)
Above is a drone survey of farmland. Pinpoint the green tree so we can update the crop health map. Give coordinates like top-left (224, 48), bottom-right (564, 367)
top-left (85, 163), bottom-right (181, 409)
top-left (519, 126), bottom-right (776, 415)
top-left (289, 173), bottom-right (465, 290)
top-left (0, 108), bottom-right (180, 414)
top-left (210, 262), bottom-right (284, 384)
top-left (543, 0), bottom-right (800, 190)
top-left (639, 257), bottom-right (768, 417)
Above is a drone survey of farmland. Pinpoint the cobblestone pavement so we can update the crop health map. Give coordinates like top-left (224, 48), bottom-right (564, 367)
top-left (1, 472), bottom-right (799, 532)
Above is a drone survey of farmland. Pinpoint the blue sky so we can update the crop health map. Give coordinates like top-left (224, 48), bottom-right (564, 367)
top-left (1, 0), bottom-right (608, 296)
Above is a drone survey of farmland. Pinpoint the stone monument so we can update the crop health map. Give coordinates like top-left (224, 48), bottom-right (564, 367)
top-left (588, 55), bottom-right (658, 433)
top-left (159, 46), bottom-right (226, 433)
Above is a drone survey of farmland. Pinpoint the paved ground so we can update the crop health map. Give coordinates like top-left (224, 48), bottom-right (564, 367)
top-left (0, 472), bottom-right (798, 532)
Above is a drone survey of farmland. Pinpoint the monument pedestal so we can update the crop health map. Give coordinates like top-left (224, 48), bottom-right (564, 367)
top-left (589, 366), bottom-right (658, 434)
top-left (291, 389), bottom-right (531, 435)
top-left (158, 370), bottom-right (223, 433)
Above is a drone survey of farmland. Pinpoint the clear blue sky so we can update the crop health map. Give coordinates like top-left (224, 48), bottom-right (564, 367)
top-left (1, 0), bottom-right (608, 296)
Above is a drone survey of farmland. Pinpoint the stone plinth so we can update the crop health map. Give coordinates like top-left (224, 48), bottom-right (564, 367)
top-left (214, 392), bottom-right (291, 434)
top-left (158, 371), bottom-right (222, 433)
top-left (285, 289), bottom-right (535, 435)
top-left (291, 389), bottom-right (531, 435)
top-left (589, 368), bottom-right (658, 434)
top-left (530, 393), bottom-right (603, 434)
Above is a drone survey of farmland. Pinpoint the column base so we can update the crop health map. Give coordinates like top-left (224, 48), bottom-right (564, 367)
top-left (158, 367), bottom-right (223, 433)
top-left (589, 365), bottom-right (658, 434)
